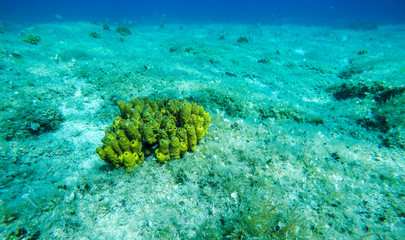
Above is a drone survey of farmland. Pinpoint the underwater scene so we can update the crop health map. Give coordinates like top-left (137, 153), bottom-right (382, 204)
top-left (0, 0), bottom-right (404, 239)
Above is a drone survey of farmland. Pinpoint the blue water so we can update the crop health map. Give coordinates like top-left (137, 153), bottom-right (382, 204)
top-left (1, 0), bottom-right (405, 25)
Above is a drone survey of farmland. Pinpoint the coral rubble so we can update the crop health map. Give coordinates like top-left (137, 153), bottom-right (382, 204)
top-left (21, 34), bottom-right (40, 45)
top-left (116, 26), bottom-right (131, 36)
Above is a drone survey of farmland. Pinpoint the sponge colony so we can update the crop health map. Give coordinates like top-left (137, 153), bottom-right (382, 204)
top-left (96, 97), bottom-right (211, 171)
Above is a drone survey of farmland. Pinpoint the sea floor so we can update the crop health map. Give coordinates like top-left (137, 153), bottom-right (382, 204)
top-left (0, 21), bottom-right (404, 239)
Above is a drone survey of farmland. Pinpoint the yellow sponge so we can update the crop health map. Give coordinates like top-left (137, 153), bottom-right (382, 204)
top-left (142, 123), bottom-right (157, 144)
top-left (124, 120), bottom-right (141, 140)
top-left (179, 102), bottom-right (191, 126)
top-left (130, 139), bottom-right (142, 153)
top-left (118, 136), bottom-right (131, 152)
top-left (180, 142), bottom-right (188, 157)
top-left (186, 124), bottom-right (197, 151)
top-left (158, 139), bottom-right (170, 155)
top-left (196, 126), bottom-right (205, 142)
top-left (123, 151), bottom-right (139, 170)
top-left (104, 146), bottom-right (119, 167)
top-left (96, 147), bottom-right (107, 162)
top-left (95, 97), bottom-right (211, 170)
top-left (203, 111), bottom-right (211, 133)
top-left (155, 149), bottom-right (170, 164)
top-left (170, 137), bottom-right (181, 159)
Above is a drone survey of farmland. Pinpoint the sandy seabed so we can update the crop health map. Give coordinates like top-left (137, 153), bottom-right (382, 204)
top-left (0, 21), bottom-right (404, 239)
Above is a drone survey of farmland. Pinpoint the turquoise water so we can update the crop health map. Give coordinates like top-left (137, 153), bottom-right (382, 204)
top-left (1, 0), bottom-right (405, 24)
top-left (0, 1), bottom-right (404, 239)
